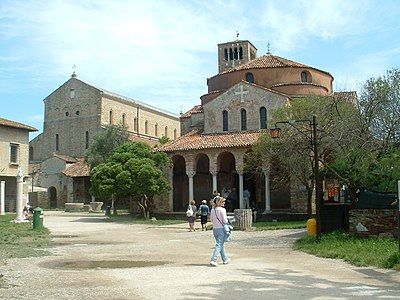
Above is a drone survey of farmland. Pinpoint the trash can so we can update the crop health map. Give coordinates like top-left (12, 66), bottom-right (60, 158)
top-left (105, 206), bottom-right (111, 217)
top-left (307, 218), bottom-right (316, 236)
top-left (33, 207), bottom-right (44, 229)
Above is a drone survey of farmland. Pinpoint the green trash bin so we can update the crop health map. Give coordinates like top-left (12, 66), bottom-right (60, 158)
top-left (33, 207), bottom-right (44, 229)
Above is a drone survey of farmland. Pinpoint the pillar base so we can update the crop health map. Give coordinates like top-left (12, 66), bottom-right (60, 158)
top-left (262, 209), bottom-right (272, 214)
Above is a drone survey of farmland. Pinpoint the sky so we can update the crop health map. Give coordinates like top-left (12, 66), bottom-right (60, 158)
top-left (1, 0), bottom-right (399, 139)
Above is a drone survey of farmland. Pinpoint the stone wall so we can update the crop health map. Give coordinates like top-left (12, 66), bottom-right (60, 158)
top-left (349, 209), bottom-right (398, 238)
top-left (29, 191), bottom-right (50, 209)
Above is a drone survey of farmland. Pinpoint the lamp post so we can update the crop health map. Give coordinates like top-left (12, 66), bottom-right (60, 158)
top-left (270, 115), bottom-right (322, 242)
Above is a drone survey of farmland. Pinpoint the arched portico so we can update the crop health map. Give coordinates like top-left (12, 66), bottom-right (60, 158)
top-left (48, 186), bottom-right (57, 209)
top-left (193, 153), bottom-right (212, 205)
top-left (217, 151), bottom-right (238, 212)
top-left (172, 155), bottom-right (188, 211)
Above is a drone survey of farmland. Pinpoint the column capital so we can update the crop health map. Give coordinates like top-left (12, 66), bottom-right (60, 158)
top-left (262, 166), bottom-right (270, 175)
top-left (237, 169), bottom-right (244, 175)
top-left (186, 170), bottom-right (196, 178)
top-left (210, 170), bottom-right (218, 176)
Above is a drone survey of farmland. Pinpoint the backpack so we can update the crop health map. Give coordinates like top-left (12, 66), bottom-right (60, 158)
top-left (186, 205), bottom-right (194, 217)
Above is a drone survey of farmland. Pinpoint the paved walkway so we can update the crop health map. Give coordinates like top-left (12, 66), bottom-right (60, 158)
top-left (1, 211), bottom-right (400, 299)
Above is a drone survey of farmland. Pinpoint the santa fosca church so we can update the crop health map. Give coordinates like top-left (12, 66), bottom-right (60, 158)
top-left (159, 38), bottom-right (354, 214)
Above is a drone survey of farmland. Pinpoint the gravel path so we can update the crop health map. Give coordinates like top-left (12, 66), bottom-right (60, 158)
top-left (1, 211), bottom-right (399, 300)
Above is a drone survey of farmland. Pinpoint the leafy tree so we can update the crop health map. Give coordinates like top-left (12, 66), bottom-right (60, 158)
top-left (86, 125), bottom-right (130, 168)
top-left (90, 142), bottom-right (171, 218)
top-left (159, 135), bottom-right (170, 145)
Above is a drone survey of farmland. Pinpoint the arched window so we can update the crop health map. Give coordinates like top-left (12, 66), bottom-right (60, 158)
top-left (301, 71), bottom-right (311, 83)
top-left (224, 49), bottom-right (228, 61)
top-left (65, 112), bottom-right (69, 117)
top-left (239, 47), bottom-right (243, 59)
top-left (85, 131), bottom-right (89, 149)
top-left (121, 114), bottom-right (126, 126)
top-left (164, 126), bottom-right (168, 137)
top-left (133, 117), bottom-right (138, 132)
top-left (155, 124), bottom-right (158, 136)
top-left (109, 110), bottom-right (113, 124)
top-left (241, 109), bottom-right (247, 131)
top-left (246, 72), bottom-right (254, 83)
top-left (145, 121), bottom-right (148, 134)
top-left (229, 48), bottom-right (233, 60)
top-left (174, 129), bottom-right (177, 139)
top-left (76, 110), bottom-right (80, 116)
top-left (222, 110), bottom-right (228, 131)
top-left (260, 107), bottom-right (267, 129)
top-left (234, 47), bottom-right (238, 60)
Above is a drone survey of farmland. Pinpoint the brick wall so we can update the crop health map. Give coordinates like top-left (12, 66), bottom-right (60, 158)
top-left (349, 209), bottom-right (398, 238)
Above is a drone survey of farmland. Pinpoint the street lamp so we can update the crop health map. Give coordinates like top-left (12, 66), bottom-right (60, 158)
top-left (270, 115), bottom-right (322, 242)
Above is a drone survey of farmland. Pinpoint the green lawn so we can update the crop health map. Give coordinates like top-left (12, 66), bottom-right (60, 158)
top-left (0, 214), bottom-right (52, 288)
top-left (253, 220), bottom-right (306, 231)
top-left (295, 231), bottom-right (400, 270)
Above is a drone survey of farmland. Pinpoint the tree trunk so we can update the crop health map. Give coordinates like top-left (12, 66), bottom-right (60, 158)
top-left (234, 209), bottom-right (252, 230)
top-left (307, 188), bottom-right (313, 219)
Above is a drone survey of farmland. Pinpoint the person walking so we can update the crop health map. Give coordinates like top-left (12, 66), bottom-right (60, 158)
top-left (187, 200), bottom-right (197, 232)
top-left (209, 197), bottom-right (230, 266)
top-left (199, 200), bottom-right (210, 231)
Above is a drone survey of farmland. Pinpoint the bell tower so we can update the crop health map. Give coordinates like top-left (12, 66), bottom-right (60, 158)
top-left (217, 37), bottom-right (257, 73)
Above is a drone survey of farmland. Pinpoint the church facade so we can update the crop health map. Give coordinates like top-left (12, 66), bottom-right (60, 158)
top-left (29, 74), bottom-right (180, 207)
top-left (159, 39), bottom-right (351, 213)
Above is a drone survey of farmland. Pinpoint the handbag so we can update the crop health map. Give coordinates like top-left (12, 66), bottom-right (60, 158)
top-left (186, 205), bottom-right (193, 217)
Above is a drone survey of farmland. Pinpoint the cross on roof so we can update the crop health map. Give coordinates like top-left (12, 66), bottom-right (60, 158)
top-left (236, 30), bottom-right (239, 40)
top-left (235, 85), bottom-right (249, 103)
top-left (267, 42), bottom-right (271, 54)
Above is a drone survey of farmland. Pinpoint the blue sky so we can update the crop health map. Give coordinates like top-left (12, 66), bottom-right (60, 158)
top-left (1, 0), bottom-right (399, 139)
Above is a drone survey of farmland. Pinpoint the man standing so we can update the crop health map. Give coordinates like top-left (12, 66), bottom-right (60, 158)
top-left (243, 189), bottom-right (250, 209)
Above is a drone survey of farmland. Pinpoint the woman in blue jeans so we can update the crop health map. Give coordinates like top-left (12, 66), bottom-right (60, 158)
top-left (209, 196), bottom-right (230, 266)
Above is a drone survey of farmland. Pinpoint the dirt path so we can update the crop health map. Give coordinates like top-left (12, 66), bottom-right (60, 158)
top-left (1, 211), bottom-right (399, 299)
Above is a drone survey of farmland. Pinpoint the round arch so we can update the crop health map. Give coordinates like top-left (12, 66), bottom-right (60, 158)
top-left (217, 151), bottom-right (238, 212)
top-left (48, 186), bottom-right (57, 209)
top-left (193, 153), bottom-right (212, 204)
top-left (172, 155), bottom-right (188, 212)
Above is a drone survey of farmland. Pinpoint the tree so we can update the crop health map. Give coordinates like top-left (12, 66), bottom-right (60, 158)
top-left (159, 135), bottom-right (170, 145)
top-left (90, 142), bottom-right (171, 218)
top-left (248, 95), bottom-right (360, 216)
top-left (86, 125), bottom-right (130, 168)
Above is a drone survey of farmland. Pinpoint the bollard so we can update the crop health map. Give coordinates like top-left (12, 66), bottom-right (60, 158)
top-left (33, 207), bottom-right (44, 229)
top-left (307, 218), bottom-right (316, 236)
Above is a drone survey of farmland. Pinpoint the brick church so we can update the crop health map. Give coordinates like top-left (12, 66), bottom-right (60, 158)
top-left (159, 38), bottom-right (353, 214)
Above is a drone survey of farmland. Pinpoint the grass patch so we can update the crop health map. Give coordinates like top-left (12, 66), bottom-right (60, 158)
top-left (253, 220), bottom-right (306, 231)
top-left (106, 214), bottom-right (185, 226)
top-left (0, 214), bottom-right (52, 263)
top-left (295, 231), bottom-right (400, 270)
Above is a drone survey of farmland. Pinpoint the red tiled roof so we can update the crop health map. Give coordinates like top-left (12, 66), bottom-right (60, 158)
top-left (271, 81), bottom-right (328, 90)
top-left (180, 105), bottom-right (203, 119)
top-left (53, 153), bottom-right (77, 163)
top-left (214, 54), bottom-right (332, 77)
top-left (0, 117), bottom-right (37, 131)
top-left (63, 158), bottom-right (90, 177)
top-left (159, 129), bottom-right (261, 152)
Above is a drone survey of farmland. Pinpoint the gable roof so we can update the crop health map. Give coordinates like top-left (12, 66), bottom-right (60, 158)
top-left (62, 158), bottom-right (90, 177)
top-left (0, 117), bottom-right (37, 132)
top-left (159, 129), bottom-right (261, 152)
top-left (53, 153), bottom-right (78, 163)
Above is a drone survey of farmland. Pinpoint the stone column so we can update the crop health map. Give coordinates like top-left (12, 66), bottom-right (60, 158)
top-left (66, 177), bottom-right (74, 203)
top-left (0, 181), bottom-right (5, 215)
top-left (263, 166), bottom-right (271, 213)
top-left (238, 170), bottom-right (244, 209)
top-left (186, 170), bottom-right (196, 203)
top-left (210, 170), bottom-right (218, 193)
top-left (15, 168), bottom-right (24, 222)
top-left (91, 196), bottom-right (95, 202)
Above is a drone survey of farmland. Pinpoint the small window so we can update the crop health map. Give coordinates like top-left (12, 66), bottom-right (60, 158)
top-left (76, 110), bottom-right (80, 115)
top-left (55, 134), bottom-right (59, 151)
top-left (223, 110), bottom-right (228, 131)
top-left (239, 47), bottom-right (243, 59)
top-left (85, 131), bottom-right (89, 149)
top-left (245, 72), bottom-right (254, 83)
top-left (164, 126), bottom-right (168, 137)
top-left (154, 124), bottom-right (158, 136)
top-left (224, 49), bottom-right (228, 61)
top-left (301, 71), bottom-right (311, 83)
top-left (133, 117), bottom-right (138, 132)
top-left (241, 109), bottom-right (247, 131)
top-left (145, 121), bottom-right (148, 134)
top-left (174, 129), bottom-right (177, 140)
top-left (10, 143), bottom-right (19, 164)
top-left (109, 110), bottom-right (113, 124)
top-left (70, 89), bottom-right (75, 99)
top-left (65, 112), bottom-right (69, 117)
top-left (121, 114), bottom-right (126, 126)
top-left (260, 107), bottom-right (267, 129)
